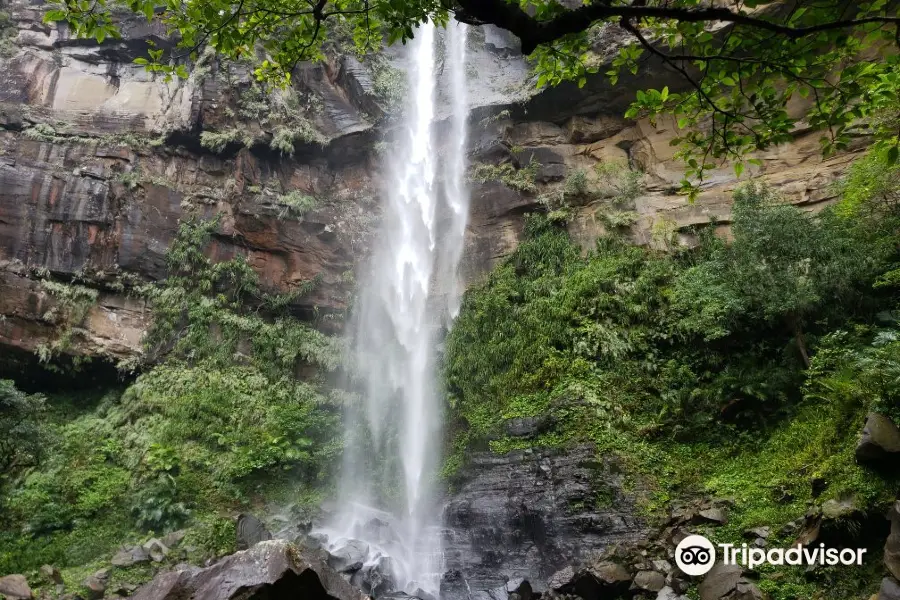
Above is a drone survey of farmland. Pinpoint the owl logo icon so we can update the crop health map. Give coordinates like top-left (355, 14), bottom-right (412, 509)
top-left (675, 535), bottom-right (716, 576)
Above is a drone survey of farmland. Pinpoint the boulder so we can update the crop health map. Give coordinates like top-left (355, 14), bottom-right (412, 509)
top-left (733, 579), bottom-right (766, 600)
top-left (886, 502), bottom-right (900, 581)
top-left (547, 566), bottom-right (575, 592)
top-left (698, 563), bottom-right (742, 600)
top-left (633, 571), bottom-right (666, 593)
top-left (40, 565), bottom-right (63, 585)
top-left (506, 578), bottom-right (532, 600)
top-left (350, 556), bottom-right (398, 598)
top-left (161, 530), bottom-right (187, 549)
top-left (142, 538), bottom-right (170, 563)
top-left (236, 513), bottom-right (272, 551)
top-left (698, 508), bottom-right (728, 525)
top-left (881, 578), bottom-right (900, 600)
top-left (657, 587), bottom-right (688, 600)
top-left (592, 561), bottom-right (632, 589)
top-left (856, 414), bottom-right (900, 463)
top-left (327, 539), bottom-right (370, 573)
top-left (112, 545), bottom-right (152, 567)
top-left (0, 575), bottom-right (32, 599)
top-left (83, 571), bottom-right (109, 600)
top-left (132, 539), bottom-right (368, 600)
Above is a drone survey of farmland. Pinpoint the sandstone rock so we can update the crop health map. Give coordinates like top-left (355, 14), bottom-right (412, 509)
top-left (881, 578), bottom-right (900, 600)
top-left (886, 502), bottom-right (900, 581)
top-left (40, 565), bottom-right (63, 585)
top-left (112, 545), bottom-right (151, 567)
top-left (236, 513), bottom-right (272, 551)
top-left (857, 414), bottom-right (900, 463)
top-left (565, 115), bottom-right (629, 144)
top-left (633, 570), bottom-right (666, 592)
top-left (0, 574), bottom-right (32, 599)
top-left (131, 539), bottom-right (367, 600)
top-left (698, 563), bottom-right (742, 600)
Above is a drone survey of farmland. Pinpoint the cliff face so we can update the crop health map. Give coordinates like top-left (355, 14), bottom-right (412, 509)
top-left (0, 2), bottom-right (863, 365)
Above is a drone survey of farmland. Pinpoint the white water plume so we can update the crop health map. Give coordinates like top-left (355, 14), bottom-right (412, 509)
top-left (319, 20), bottom-right (470, 597)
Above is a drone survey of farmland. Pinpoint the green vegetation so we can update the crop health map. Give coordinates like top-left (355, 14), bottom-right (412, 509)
top-left (370, 55), bottom-right (407, 113)
top-left (34, 280), bottom-right (99, 366)
top-left (469, 159), bottom-right (540, 194)
top-left (0, 11), bottom-right (16, 58)
top-left (276, 191), bottom-right (320, 219)
top-left (0, 217), bottom-right (340, 584)
top-left (444, 150), bottom-right (900, 599)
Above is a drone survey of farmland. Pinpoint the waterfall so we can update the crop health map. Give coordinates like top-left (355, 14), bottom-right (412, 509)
top-left (318, 21), bottom-right (469, 597)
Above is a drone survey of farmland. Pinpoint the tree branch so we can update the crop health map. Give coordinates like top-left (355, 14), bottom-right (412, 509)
top-left (453, 0), bottom-right (900, 55)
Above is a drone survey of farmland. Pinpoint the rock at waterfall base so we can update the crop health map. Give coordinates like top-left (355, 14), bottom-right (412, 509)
top-left (132, 539), bottom-right (367, 600)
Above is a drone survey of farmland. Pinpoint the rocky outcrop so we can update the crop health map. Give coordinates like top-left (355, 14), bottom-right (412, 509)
top-left (441, 445), bottom-right (647, 599)
top-left (132, 539), bottom-right (369, 600)
top-left (857, 414), bottom-right (900, 464)
top-left (1, 0), bottom-right (870, 366)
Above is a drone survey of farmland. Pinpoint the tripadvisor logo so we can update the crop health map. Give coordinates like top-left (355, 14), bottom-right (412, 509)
top-left (675, 535), bottom-right (868, 577)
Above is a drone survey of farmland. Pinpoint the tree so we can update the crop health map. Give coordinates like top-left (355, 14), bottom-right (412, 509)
top-left (45, 0), bottom-right (900, 192)
top-left (0, 380), bottom-right (47, 476)
top-left (671, 183), bottom-right (880, 367)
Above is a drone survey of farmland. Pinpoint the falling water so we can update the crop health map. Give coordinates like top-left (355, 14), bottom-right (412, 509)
top-left (318, 21), bottom-right (469, 596)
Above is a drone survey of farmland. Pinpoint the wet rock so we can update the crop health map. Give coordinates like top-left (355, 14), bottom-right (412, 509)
top-left (506, 578), bottom-right (531, 600)
top-left (112, 545), bottom-right (151, 567)
top-left (327, 539), bottom-right (370, 573)
top-left (504, 415), bottom-right (554, 438)
top-left (350, 556), bottom-right (397, 598)
top-left (236, 513), bottom-right (272, 551)
top-left (886, 502), bottom-right (900, 580)
top-left (547, 566), bottom-right (575, 592)
top-left (881, 578), bottom-right (900, 600)
top-left (131, 539), bottom-right (367, 600)
top-left (0, 574), bottom-right (32, 599)
top-left (698, 563), bottom-right (742, 600)
top-left (40, 565), bottom-right (63, 585)
top-left (442, 446), bottom-right (646, 599)
top-left (633, 570), bottom-right (666, 593)
top-left (856, 414), bottom-right (900, 463)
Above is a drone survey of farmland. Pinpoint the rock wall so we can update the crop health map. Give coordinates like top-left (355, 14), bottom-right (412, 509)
top-left (440, 446), bottom-right (647, 600)
top-left (0, 2), bottom-right (865, 364)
